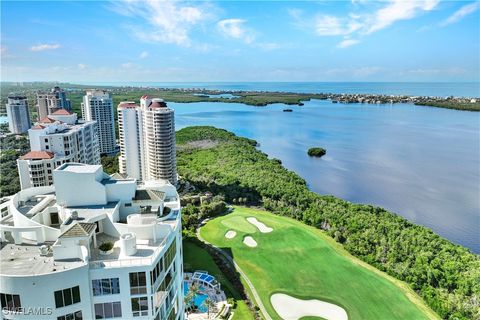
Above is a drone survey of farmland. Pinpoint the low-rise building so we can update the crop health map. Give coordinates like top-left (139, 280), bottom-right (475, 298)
top-left (0, 163), bottom-right (184, 320)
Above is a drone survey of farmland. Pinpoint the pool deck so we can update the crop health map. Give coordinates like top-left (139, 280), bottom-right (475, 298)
top-left (184, 272), bottom-right (229, 320)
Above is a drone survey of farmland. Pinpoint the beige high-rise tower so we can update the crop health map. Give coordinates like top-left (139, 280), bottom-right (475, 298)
top-left (117, 96), bottom-right (177, 185)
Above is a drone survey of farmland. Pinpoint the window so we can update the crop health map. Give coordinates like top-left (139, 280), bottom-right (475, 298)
top-left (94, 302), bottom-right (122, 319)
top-left (125, 203), bottom-right (132, 207)
top-left (164, 238), bottom-right (176, 270)
top-left (57, 311), bottom-right (82, 320)
top-left (131, 297), bottom-right (148, 317)
top-left (54, 286), bottom-right (80, 308)
top-left (50, 212), bottom-right (59, 225)
top-left (0, 293), bottom-right (21, 312)
top-left (129, 272), bottom-right (147, 295)
top-left (92, 278), bottom-right (120, 296)
top-left (150, 256), bottom-right (164, 287)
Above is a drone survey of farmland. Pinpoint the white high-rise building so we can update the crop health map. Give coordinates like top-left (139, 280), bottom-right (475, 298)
top-left (117, 96), bottom-right (177, 185)
top-left (17, 110), bottom-right (100, 189)
top-left (0, 163), bottom-right (184, 320)
top-left (81, 90), bottom-right (116, 155)
top-left (36, 86), bottom-right (72, 120)
top-left (118, 102), bottom-right (143, 181)
top-left (6, 95), bottom-right (31, 134)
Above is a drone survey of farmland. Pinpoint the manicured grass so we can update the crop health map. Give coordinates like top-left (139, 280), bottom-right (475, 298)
top-left (182, 239), bottom-right (253, 319)
top-left (200, 206), bottom-right (439, 320)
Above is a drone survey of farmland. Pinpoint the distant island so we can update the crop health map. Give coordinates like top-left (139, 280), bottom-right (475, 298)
top-left (308, 147), bottom-right (326, 157)
top-left (1, 82), bottom-right (479, 116)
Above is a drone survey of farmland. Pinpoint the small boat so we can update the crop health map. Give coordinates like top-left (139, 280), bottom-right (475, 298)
top-left (283, 109), bottom-right (293, 112)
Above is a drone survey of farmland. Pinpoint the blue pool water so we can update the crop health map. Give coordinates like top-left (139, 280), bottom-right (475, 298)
top-left (184, 283), bottom-right (208, 313)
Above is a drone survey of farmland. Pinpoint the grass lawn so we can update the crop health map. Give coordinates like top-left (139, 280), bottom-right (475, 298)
top-left (200, 206), bottom-right (439, 320)
top-left (182, 239), bottom-right (253, 319)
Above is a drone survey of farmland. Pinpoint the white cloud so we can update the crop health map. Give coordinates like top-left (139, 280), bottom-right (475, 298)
top-left (109, 0), bottom-right (213, 46)
top-left (315, 15), bottom-right (345, 36)
top-left (78, 64), bottom-right (87, 70)
top-left (337, 39), bottom-right (360, 48)
top-left (290, 0), bottom-right (440, 48)
top-left (315, 14), bottom-right (362, 36)
top-left (440, 2), bottom-right (480, 26)
top-left (365, 0), bottom-right (440, 34)
top-left (30, 43), bottom-right (61, 51)
top-left (217, 19), bottom-right (255, 43)
top-left (139, 51), bottom-right (149, 59)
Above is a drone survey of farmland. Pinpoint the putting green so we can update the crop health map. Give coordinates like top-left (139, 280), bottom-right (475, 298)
top-left (220, 215), bottom-right (257, 233)
top-left (200, 206), bottom-right (438, 320)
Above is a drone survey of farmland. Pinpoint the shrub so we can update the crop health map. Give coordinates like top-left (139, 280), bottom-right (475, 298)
top-left (99, 242), bottom-right (114, 251)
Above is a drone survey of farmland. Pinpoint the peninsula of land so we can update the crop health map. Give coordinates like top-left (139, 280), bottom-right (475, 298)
top-left (1, 82), bottom-right (479, 116)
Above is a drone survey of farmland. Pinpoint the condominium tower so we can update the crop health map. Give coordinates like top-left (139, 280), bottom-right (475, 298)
top-left (81, 90), bottom-right (116, 155)
top-left (36, 86), bottom-right (72, 120)
top-left (0, 163), bottom-right (184, 320)
top-left (118, 96), bottom-right (177, 185)
top-left (6, 95), bottom-right (31, 134)
top-left (17, 110), bottom-right (100, 189)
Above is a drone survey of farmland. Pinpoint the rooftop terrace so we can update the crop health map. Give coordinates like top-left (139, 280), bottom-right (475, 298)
top-left (0, 242), bottom-right (85, 276)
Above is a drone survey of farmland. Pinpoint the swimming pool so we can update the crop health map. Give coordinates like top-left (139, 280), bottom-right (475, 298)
top-left (184, 282), bottom-right (208, 313)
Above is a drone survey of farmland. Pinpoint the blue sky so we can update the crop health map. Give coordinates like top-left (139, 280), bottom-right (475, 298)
top-left (1, 0), bottom-right (479, 82)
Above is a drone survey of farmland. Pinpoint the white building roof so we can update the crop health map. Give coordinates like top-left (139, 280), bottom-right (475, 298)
top-left (57, 163), bottom-right (102, 173)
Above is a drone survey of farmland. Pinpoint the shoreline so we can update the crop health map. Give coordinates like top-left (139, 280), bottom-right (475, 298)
top-left (1, 82), bottom-right (479, 113)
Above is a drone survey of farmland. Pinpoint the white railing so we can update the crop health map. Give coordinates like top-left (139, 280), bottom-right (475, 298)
top-left (89, 235), bottom-right (169, 269)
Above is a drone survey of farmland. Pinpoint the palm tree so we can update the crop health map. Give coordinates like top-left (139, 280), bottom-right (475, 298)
top-left (184, 283), bottom-right (200, 315)
top-left (202, 298), bottom-right (216, 319)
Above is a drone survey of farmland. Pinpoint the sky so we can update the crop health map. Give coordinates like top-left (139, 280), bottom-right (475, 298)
top-left (1, 0), bottom-right (479, 82)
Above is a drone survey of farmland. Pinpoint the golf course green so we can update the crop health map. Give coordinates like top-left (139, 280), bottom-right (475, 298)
top-left (200, 206), bottom-right (439, 320)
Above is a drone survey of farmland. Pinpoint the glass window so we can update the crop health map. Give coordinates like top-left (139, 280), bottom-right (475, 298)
top-left (92, 280), bottom-right (101, 296)
top-left (94, 302), bottom-right (122, 319)
top-left (63, 288), bottom-right (72, 306)
top-left (104, 302), bottom-right (113, 318)
top-left (112, 302), bottom-right (122, 317)
top-left (131, 297), bottom-right (149, 317)
top-left (54, 286), bottom-right (80, 308)
top-left (54, 290), bottom-right (64, 308)
top-left (94, 304), bottom-right (103, 319)
top-left (72, 286), bottom-right (80, 304)
top-left (0, 293), bottom-right (21, 311)
top-left (57, 311), bottom-right (82, 320)
top-left (129, 272), bottom-right (147, 295)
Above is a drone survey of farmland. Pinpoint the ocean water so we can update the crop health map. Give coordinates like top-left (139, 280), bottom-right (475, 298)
top-left (172, 100), bottom-right (480, 253)
top-left (81, 82), bottom-right (480, 97)
top-left (2, 82), bottom-right (479, 252)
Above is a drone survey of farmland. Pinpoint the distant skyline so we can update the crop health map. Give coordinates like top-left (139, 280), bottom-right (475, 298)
top-left (1, 0), bottom-right (479, 82)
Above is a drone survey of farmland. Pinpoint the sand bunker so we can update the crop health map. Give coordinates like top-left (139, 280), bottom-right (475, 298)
top-left (247, 217), bottom-right (273, 233)
top-left (271, 293), bottom-right (348, 320)
top-left (243, 236), bottom-right (257, 247)
top-left (225, 230), bottom-right (237, 239)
